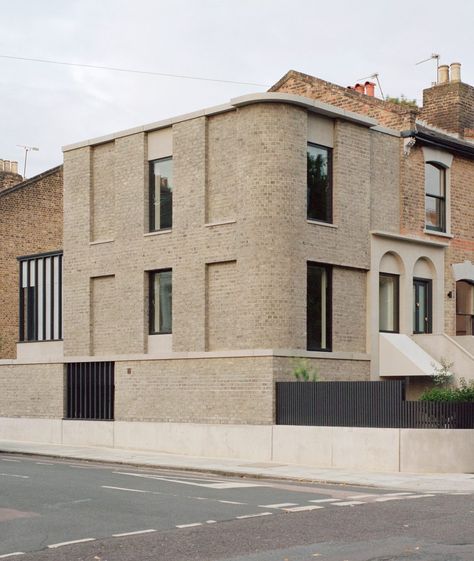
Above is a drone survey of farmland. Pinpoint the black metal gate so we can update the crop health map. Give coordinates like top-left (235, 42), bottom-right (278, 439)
top-left (66, 362), bottom-right (114, 420)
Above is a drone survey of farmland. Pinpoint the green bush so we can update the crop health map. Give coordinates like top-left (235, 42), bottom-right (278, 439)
top-left (420, 378), bottom-right (474, 402)
top-left (291, 359), bottom-right (319, 382)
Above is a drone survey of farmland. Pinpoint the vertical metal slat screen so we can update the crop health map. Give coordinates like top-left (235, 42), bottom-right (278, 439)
top-left (66, 362), bottom-right (114, 420)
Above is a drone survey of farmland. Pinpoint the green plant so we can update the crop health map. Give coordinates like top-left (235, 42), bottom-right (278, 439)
top-left (386, 94), bottom-right (418, 108)
top-left (420, 377), bottom-right (474, 403)
top-left (291, 359), bottom-right (319, 382)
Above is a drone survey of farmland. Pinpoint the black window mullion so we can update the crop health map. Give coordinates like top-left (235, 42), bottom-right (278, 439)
top-left (19, 262), bottom-right (24, 342)
top-left (58, 254), bottom-right (63, 339)
top-left (50, 256), bottom-right (55, 340)
top-left (34, 259), bottom-right (38, 341)
top-left (43, 257), bottom-right (47, 340)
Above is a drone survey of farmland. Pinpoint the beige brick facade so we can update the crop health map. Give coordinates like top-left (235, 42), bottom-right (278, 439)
top-left (1, 68), bottom-right (472, 424)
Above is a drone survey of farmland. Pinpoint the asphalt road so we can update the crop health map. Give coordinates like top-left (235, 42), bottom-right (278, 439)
top-left (0, 452), bottom-right (473, 560)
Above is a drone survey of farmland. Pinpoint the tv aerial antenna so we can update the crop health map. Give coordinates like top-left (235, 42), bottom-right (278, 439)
top-left (415, 53), bottom-right (440, 84)
top-left (16, 144), bottom-right (39, 179)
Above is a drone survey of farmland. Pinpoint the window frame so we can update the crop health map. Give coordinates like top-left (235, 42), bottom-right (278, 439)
top-left (413, 277), bottom-right (432, 334)
top-left (425, 161), bottom-right (446, 233)
top-left (379, 273), bottom-right (400, 333)
top-left (307, 262), bottom-right (332, 352)
top-left (307, 142), bottom-right (333, 224)
top-left (149, 269), bottom-right (173, 335)
top-left (149, 156), bottom-right (173, 232)
top-left (18, 250), bottom-right (63, 343)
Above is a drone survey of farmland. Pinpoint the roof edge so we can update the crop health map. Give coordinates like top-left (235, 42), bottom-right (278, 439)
top-left (0, 165), bottom-right (62, 199)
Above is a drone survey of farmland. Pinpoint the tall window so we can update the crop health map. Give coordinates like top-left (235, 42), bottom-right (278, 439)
top-left (379, 274), bottom-right (399, 332)
top-left (149, 157), bottom-right (173, 231)
top-left (425, 162), bottom-right (446, 232)
top-left (307, 143), bottom-right (332, 223)
top-left (19, 252), bottom-right (62, 342)
top-left (307, 263), bottom-right (331, 351)
top-left (149, 270), bottom-right (172, 334)
top-left (413, 278), bottom-right (432, 334)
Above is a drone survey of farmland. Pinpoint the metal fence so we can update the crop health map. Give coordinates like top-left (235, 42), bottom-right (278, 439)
top-left (66, 362), bottom-right (114, 420)
top-left (276, 381), bottom-right (474, 429)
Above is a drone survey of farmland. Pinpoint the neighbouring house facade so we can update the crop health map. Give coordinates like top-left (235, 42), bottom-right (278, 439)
top-left (0, 65), bottom-right (473, 436)
top-left (0, 163), bottom-right (63, 360)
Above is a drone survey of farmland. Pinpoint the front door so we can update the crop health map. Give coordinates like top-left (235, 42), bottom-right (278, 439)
top-left (413, 278), bottom-right (432, 334)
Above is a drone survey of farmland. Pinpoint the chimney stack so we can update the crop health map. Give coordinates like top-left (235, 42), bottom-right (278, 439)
top-left (0, 159), bottom-right (23, 192)
top-left (421, 61), bottom-right (474, 137)
top-left (364, 81), bottom-right (375, 97)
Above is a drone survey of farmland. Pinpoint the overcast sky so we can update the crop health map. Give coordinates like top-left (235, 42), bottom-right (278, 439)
top-left (1, 0), bottom-right (472, 178)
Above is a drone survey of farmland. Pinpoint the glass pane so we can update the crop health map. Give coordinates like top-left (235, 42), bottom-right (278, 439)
top-left (425, 196), bottom-right (444, 229)
top-left (307, 265), bottom-right (329, 350)
top-left (425, 163), bottom-right (444, 196)
top-left (307, 145), bottom-right (331, 222)
top-left (151, 158), bottom-right (173, 230)
top-left (379, 275), bottom-right (398, 332)
top-left (151, 271), bottom-right (172, 334)
top-left (159, 271), bottom-right (172, 333)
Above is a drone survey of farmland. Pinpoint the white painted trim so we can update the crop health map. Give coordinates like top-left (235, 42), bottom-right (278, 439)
top-left (205, 220), bottom-right (237, 228)
top-left (143, 229), bottom-right (172, 238)
top-left (307, 220), bottom-right (338, 229)
top-left (89, 239), bottom-right (114, 246)
top-left (423, 229), bottom-right (454, 239)
top-left (371, 230), bottom-right (449, 248)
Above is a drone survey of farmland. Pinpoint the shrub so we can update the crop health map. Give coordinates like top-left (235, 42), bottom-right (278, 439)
top-left (420, 378), bottom-right (474, 403)
top-left (291, 359), bottom-right (319, 382)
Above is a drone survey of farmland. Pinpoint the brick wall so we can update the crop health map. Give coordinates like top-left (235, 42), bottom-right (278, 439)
top-left (91, 142), bottom-right (115, 241)
top-left (0, 167), bottom-right (63, 358)
top-left (0, 363), bottom-right (64, 417)
top-left (206, 260), bottom-right (237, 350)
top-left (91, 275), bottom-right (117, 355)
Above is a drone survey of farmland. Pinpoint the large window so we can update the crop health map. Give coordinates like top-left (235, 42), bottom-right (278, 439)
top-left (149, 270), bottom-right (172, 334)
top-left (149, 157), bottom-right (173, 231)
top-left (307, 263), bottom-right (331, 351)
top-left (307, 143), bottom-right (332, 223)
top-left (379, 274), bottom-right (399, 333)
top-left (425, 162), bottom-right (446, 232)
top-left (18, 252), bottom-right (62, 342)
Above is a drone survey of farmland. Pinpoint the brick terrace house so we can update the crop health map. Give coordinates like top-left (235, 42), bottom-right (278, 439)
top-left (0, 64), bottom-right (473, 440)
top-left (0, 162), bottom-right (63, 361)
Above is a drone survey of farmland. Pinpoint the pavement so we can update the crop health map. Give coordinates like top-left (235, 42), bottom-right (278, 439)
top-left (1, 439), bottom-right (474, 493)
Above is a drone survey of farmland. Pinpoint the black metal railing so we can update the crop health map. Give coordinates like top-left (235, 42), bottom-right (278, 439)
top-left (276, 381), bottom-right (474, 429)
top-left (66, 362), bottom-right (114, 420)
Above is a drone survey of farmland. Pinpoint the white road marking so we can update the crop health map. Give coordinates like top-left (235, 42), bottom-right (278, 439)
top-left (283, 505), bottom-right (324, 512)
top-left (35, 462), bottom-right (54, 466)
top-left (375, 496), bottom-right (409, 502)
top-left (0, 553), bottom-right (25, 559)
top-left (309, 498), bottom-right (340, 503)
top-left (236, 512), bottom-right (272, 519)
top-left (48, 538), bottom-right (95, 548)
top-left (218, 500), bottom-right (246, 505)
top-left (1, 459), bottom-right (20, 463)
top-left (114, 471), bottom-right (262, 489)
top-left (333, 501), bottom-right (366, 506)
top-left (259, 502), bottom-right (299, 509)
top-left (0, 473), bottom-right (29, 479)
top-left (381, 492), bottom-right (413, 496)
top-left (347, 494), bottom-right (377, 499)
top-left (113, 529), bottom-right (156, 537)
top-left (102, 485), bottom-right (149, 493)
top-left (176, 522), bottom-right (203, 528)
top-left (206, 520), bottom-right (217, 524)
top-left (375, 493), bottom-right (434, 502)
top-left (403, 494), bottom-right (435, 499)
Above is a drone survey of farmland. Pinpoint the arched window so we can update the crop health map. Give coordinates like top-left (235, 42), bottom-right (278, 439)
top-left (425, 162), bottom-right (446, 232)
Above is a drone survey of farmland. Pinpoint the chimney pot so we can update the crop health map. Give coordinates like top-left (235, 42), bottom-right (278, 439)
top-left (11, 161), bottom-right (18, 174)
top-left (0, 159), bottom-right (3, 172)
top-left (450, 62), bottom-right (461, 82)
top-left (4, 160), bottom-right (11, 172)
top-left (438, 64), bottom-right (449, 84)
top-left (354, 83), bottom-right (365, 94)
top-left (364, 81), bottom-right (375, 97)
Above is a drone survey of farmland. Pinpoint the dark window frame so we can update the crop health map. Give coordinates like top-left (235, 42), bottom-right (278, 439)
top-left (149, 156), bottom-right (173, 232)
top-left (18, 251), bottom-right (63, 343)
top-left (425, 161), bottom-right (446, 232)
top-left (307, 262), bottom-right (332, 351)
top-left (379, 273), bottom-right (400, 333)
top-left (149, 268), bottom-right (173, 335)
top-left (413, 277), bottom-right (433, 334)
top-left (307, 142), bottom-right (333, 224)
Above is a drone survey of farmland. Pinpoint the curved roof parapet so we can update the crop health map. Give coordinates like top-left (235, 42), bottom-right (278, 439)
top-left (230, 92), bottom-right (378, 128)
top-left (63, 91), bottom-right (378, 152)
